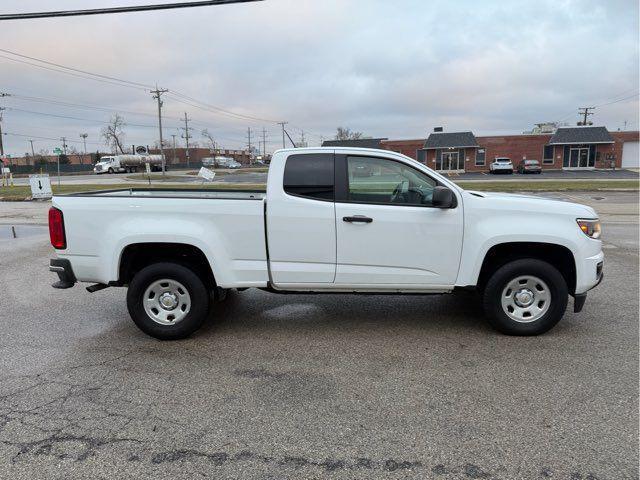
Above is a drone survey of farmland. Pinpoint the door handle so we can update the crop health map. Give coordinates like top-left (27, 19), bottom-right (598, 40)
top-left (343, 215), bottom-right (373, 223)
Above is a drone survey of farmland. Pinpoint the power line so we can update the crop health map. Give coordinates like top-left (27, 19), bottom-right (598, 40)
top-left (166, 91), bottom-right (281, 124)
top-left (0, 54), bottom-right (149, 92)
top-left (2, 131), bottom-right (101, 146)
top-left (3, 106), bottom-right (176, 129)
top-left (594, 93), bottom-right (639, 108)
top-left (3, 97), bottom-right (260, 146)
top-left (556, 89), bottom-right (640, 123)
top-left (0, 1), bottom-right (263, 21)
top-left (0, 48), bottom-right (151, 88)
top-left (0, 48), bottom-right (282, 124)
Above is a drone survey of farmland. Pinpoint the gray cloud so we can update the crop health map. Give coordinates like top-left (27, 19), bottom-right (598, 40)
top-left (0, 0), bottom-right (637, 155)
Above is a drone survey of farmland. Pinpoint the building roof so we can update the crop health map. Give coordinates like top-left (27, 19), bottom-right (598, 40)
top-left (548, 126), bottom-right (614, 145)
top-left (321, 138), bottom-right (387, 149)
top-left (423, 131), bottom-right (478, 149)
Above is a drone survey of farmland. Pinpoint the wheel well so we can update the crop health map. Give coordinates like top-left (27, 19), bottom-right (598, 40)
top-left (477, 242), bottom-right (576, 294)
top-left (118, 242), bottom-right (216, 288)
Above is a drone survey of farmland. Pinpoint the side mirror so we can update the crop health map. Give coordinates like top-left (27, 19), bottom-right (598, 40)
top-left (432, 186), bottom-right (455, 208)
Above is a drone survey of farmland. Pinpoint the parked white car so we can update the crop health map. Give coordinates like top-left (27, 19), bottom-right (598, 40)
top-left (49, 147), bottom-right (603, 339)
top-left (202, 156), bottom-right (242, 169)
top-left (490, 157), bottom-right (514, 174)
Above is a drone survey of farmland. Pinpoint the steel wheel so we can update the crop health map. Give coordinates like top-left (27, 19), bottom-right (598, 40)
top-left (143, 278), bottom-right (191, 325)
top-left (500, 275), bottom-right (551, 323)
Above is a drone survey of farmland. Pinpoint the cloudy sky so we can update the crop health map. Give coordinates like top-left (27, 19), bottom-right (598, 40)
top-left (1, 0), bottom-right (638, 156)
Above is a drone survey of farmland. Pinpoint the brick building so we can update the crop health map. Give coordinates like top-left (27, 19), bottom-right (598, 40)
top-left (381, 126), bottom-right (639, 173)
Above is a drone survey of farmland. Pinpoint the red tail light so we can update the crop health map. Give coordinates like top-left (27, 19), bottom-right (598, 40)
top-left (48, 207), bottom-right (66, 249)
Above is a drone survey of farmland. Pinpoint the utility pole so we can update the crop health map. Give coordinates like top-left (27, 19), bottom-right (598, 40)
top-left (277, 121), bottom-right (288, 149)
top-left (58, 136), bottom-right (68, 187)
top-left (0, 93), bottom-right (8, 159)
top-left (261, 127), bottom-right (267, 158)
top-left (181, 112), bottom-right (192, 168)
top-left (247, 127), bottom-right (253, 164)
top-left (80, 133), bottom-right (88, 164)
top-left (577, 107), bottom-right (595, 126)
top-left (300, 130), bottom-right (306, 147)
top-left (151, 86), bottom-right (169, 176)
top-left (171, 134), bottom-right (177, 164)
top-left (28, 139), bottom-right (35, 166)
top-left (0, 107), bottom-right (5, 158)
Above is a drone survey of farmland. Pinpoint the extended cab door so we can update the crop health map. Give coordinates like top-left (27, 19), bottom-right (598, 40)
top-left (333, 154), bottom-right (463, 288)
top-left (266, 152), bottom-right (337, 285)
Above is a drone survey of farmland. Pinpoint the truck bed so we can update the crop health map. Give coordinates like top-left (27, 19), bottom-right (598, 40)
top-left (52, 187), bottom-right (269, 288)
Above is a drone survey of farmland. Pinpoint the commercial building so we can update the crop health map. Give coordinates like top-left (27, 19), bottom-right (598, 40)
top-left (381, 126), bottom-right (639, 172)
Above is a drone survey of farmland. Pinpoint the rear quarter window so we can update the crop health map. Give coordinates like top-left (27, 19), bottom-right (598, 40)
top-left (283, 153), bottom-right (334, 201)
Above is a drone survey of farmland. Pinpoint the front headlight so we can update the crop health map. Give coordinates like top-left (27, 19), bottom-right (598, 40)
top-left (577, 219), bottom-right (601, 239)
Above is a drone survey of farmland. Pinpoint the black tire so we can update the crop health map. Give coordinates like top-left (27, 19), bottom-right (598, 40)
top-left (108, 167), bottom-right (114, 174)
top-left (126, 262), bottom-right (210, 340)
top-left (483, 259), bottom-right (568, 335)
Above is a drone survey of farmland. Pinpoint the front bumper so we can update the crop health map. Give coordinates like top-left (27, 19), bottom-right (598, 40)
top-left (573, 259), bottom-right (604, 313)
top-left (50, 258), bottom-right (76, 289)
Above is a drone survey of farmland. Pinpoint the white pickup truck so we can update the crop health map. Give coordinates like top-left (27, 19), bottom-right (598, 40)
top-left (49, 147), bottom-right (603, 340)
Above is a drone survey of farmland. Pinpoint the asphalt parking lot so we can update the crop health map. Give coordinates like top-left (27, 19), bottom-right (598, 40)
top-left (0, 193), bottom-right (637, 479)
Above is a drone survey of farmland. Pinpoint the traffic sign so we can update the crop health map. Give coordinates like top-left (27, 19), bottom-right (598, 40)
top-left (53, 148), bottom-right (63, 155)
top-left (29, 174), bottom-right (52, 199)
top-left (198, 167), bottom-right (216, 182)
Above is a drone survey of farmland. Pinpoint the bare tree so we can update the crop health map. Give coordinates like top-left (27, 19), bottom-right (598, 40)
top-left (201, 129), bottom-right (217, 151)
top-left (101, 114), bottom-right (126, 154)
top-left (335, 127), bottom-right (363, 141)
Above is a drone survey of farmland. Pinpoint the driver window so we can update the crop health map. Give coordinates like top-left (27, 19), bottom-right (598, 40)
top-left (346, 156), bottom-right (436, 206)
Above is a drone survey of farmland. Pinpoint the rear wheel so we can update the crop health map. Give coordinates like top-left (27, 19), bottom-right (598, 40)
top-left (126, 262), bottom-right (210, 340)
top-left (483, 259), bottom-right (568, 335)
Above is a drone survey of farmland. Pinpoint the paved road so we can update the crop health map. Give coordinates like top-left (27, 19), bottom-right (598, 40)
top-left (0, 194), bottom-right (637, 479)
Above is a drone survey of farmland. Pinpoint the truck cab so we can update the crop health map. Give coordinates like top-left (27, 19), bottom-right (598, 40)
top-left (93, 156), bottom-right (119, 174)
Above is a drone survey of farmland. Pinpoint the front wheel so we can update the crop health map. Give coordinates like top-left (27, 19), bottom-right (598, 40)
top-left (483, 259), bottom-right (568, 335)
top-left (126, 262), bottom-right (210, 340)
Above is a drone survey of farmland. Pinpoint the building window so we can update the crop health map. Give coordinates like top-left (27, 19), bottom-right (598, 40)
top-left (476, 148), bottom-right (486, 166)
top-left (283, 153), bottom-right (334, 200)
top-left (543, 145), bottom-right (554, 165)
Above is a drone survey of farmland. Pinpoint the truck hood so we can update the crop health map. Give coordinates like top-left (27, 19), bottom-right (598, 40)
top-left (464, 190), bottom-right (598, 218)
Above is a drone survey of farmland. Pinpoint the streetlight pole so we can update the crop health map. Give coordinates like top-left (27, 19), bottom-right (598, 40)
top-left (171, 134), bottom-right (177, 164)
top-left (80, 133), bottom-right (88, 164)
